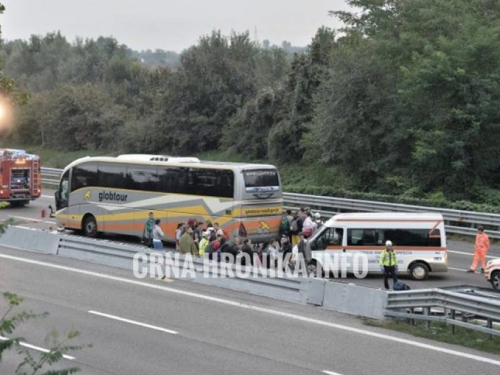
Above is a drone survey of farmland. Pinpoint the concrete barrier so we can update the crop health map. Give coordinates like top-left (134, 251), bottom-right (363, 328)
top-left (0, 226), bottom-right (391, 319)
top-left (0, 226), bottom-right (59, 255)
top-left (322, 281), bottom-right (387, 319)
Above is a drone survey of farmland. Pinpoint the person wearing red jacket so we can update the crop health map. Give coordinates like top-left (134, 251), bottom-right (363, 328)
top-left (468, 226), bottom-right (490, 274)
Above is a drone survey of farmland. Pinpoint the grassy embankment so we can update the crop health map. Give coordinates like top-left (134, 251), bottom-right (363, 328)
top-left (363, 318), bottom-right (500, 355)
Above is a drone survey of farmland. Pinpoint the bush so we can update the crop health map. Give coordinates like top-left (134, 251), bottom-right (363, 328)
top-left (283, 185), bottom-right (500, 214)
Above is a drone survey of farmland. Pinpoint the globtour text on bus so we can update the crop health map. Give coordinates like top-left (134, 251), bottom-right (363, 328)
top-left (98, 190), bottom-right (128, 203)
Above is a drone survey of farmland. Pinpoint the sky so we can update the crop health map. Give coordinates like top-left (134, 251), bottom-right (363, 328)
top-left (0, 0), bottom-right (351, 52)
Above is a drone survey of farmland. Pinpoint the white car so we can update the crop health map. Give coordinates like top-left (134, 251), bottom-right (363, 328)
top-left (485, 258), bottom-right (500, 290)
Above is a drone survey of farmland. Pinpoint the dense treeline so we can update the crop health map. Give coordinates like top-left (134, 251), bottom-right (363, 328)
top-left (2, 0), bottom-right (500, 206)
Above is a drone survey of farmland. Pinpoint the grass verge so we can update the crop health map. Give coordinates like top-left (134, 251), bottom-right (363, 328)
top-left (363, 318), bottom-right (500, 355)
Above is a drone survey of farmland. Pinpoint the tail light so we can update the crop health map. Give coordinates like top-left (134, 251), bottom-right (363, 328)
top-left (239, 222), bottom-right (247, 237)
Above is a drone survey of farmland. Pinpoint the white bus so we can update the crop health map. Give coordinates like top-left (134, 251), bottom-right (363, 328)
top-left (304, 212), bottom-right (448, 280)
top-left (54, 155), bottom-right (283, 243)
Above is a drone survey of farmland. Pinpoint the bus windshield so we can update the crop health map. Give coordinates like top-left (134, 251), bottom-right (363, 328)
top-left (243, 170), bottom-right (280, 192)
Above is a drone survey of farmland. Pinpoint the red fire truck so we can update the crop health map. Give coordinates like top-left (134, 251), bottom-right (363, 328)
top-left (0, 149), bottom-right (41, 206)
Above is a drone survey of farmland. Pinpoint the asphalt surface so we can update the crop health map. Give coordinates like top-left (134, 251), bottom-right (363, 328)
top-left (2, 189), bottom-right (499, 291)
top-left (0, 246), bottom-right (500, 375)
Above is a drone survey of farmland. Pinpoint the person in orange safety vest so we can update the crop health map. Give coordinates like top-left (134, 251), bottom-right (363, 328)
top-left (467, 226), bottom-right (490, 274)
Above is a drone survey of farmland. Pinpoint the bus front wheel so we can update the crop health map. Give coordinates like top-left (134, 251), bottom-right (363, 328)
top-left (83, 215), bottom-right (98, 238)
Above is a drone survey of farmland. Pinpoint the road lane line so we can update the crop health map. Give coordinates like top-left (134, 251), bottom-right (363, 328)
top-left (449, 267), bottom-right (467, 272)
top-left (9, 216), bottom-right (56, 224)
top-left (0, 335), bottom-right (76, 360)
top-left (448, 250), bottom-right (496, 260)
top-left (1, 253), bottom-right (500, 367)
top-left (323, 371), bottom-right (343, 375)
top-left (88, 310), bottom-right (178, 335)
top-left (41, 195), bottom-right (54, 199)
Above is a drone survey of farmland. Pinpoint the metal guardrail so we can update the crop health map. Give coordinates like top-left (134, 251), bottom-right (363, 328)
top-left (3, 225), bottom-right (500, 325)
top-left (41, 167), bottom-right (62, 186)
top-left (56, 232), bottom-right (309, 303)
top-left (385, 288), bottom-right (500, 336)
top-left (41, 167), bottom-right (500, 238)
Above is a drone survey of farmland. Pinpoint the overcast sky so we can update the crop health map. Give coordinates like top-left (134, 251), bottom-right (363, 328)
top-left (1, 0), bottom-right (351, 52)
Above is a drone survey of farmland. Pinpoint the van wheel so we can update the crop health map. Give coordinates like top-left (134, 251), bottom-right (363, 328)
top-left (307, 261), bottom-right (324, 278)
top-left (409, 263), bottom-right (429, 280)
top-left (83, 215), bottom-right (98, 238)
top-left (491, 271), bottom-right (500, 290)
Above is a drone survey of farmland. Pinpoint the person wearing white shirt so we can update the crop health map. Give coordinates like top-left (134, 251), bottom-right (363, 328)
top-left (302, 212), bottom-right (314, 238)
top-left (152, 219), bottom-right (165, 250)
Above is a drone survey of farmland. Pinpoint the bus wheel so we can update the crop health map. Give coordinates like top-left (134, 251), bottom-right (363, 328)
top-left (409, 262), bottom-right (429, 280)
top-left (83, 215), bottom-right (98, 238)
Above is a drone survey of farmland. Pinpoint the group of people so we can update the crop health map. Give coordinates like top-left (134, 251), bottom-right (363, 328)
top-left (280, 208), bottom-right (324, 246)
top-left (141, 210), bottom-right (493, 290)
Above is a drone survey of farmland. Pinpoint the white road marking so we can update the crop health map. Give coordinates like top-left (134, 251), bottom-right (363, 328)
top-left (323, 371), bottom-right (343, 375)
top-left (1, 253), bottom-right (500, 367)
top-left (0, 335), bottom-right (76, 360)
top-left (449, 267), bottom-right (467, 272)
top-left (448, 250), bottom-right (496, 260)
top-left (8, 215), bottom-right (56, 224)
top-left (41, 195), bottom-right (54, 199)
top-left (88, 310), bottom-right (178, 335)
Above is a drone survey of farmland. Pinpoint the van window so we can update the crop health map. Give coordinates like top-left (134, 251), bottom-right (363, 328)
top-left (348, 229), bottom-right (384, 246)
top-left (311, 228), bottom-right (344, 250)
top-left (347, 228), bottom-right (441, 247)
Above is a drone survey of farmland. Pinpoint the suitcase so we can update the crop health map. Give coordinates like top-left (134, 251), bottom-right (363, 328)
top-left (393, 281), bottom-right (411, 291)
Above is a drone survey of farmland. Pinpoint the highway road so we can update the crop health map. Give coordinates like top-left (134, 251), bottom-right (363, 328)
top-left (1, 246), bottom-right (500, 375)
top-left (1, 189), bottom-right (499, 291)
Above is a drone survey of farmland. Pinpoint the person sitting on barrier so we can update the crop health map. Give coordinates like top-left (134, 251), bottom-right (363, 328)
top-left (240, 239), bottom-right (253, 267)
top-left (281, 235), bottom-right (293, 271)
top-left (227, 236), bottom-right (241, 260)
top-left (152, 219), bottom-right (165, 250)
top-left (297, 232), bottom-right (311, 266)
top-left (379, 240), bottom-right (398, 290)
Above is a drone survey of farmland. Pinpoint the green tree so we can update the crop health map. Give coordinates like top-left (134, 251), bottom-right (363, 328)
top-left (0, 292), bottom-right (90, 375)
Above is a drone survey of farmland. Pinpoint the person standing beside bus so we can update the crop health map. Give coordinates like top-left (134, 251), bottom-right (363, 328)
top-left (302, 212), bottom-right (314, 238)
top-left (152, 219), bottom-right (165, 250)
top-left (199, 231), bottom-right (210, 257)
top-left (180, 226), bottom-right (197, 256)
top-left (380, 240), bottom-right (398, 290)
top-left (175, 223), bottom-right (184, 251)
top-left (143, 212), bottom-right (155, 247)
top-left (213, 222), bottom-right (229, 240)
top-left (468, 226), bottom-right (490, 274)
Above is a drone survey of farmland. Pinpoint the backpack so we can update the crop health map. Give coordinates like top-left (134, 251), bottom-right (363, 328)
top-left (280, 216), bottom-right (290, 232)
top-left (393, 281), bottom-right (411, 291)
top-left (290, 218), bottom-right (299, 232)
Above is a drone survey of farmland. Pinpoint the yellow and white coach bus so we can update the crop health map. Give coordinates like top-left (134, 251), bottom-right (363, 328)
top-left (54, 155), bottom-right (283, 242)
